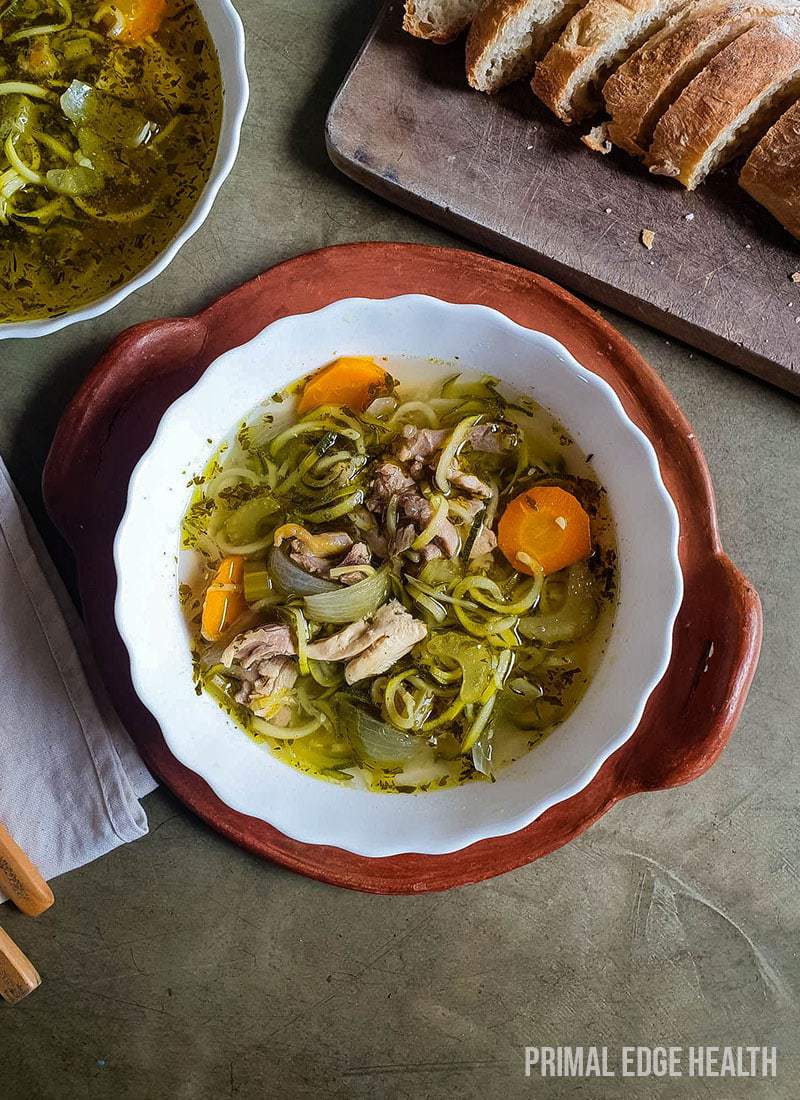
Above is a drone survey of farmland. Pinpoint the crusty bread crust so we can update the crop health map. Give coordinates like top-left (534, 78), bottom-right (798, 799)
top-left (740, 99), bottom-right (800, 238)
top-left (532, 0), bottom-right (687, 123)
top-left (467, 0), bottom-right (533, 87)
top-left (404, 0), bottom-right (485, 42)
top-left (466, 0), bottom-right (586, 91)
top-left (603, 1), bottom-right (790, 156)
top-left (648, 16), bottom-right (800, 187)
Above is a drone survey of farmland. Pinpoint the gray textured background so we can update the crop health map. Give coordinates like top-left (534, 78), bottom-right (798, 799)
top-left (0, 2), bottom-right (798, 1097)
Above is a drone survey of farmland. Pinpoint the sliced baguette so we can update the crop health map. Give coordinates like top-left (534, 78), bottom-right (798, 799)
top-left (648, 16), bottom-right (800, 187)
top-left (466, 0), bottom-right (588, 91)
top-left (532, 0), bottom-right (688, 123)
top-left (740, 99), bottom-right (800, 238)
top-left (404, 0), bottom-right (486, 42)
top-left (604, 1), bottom-right (800, 156)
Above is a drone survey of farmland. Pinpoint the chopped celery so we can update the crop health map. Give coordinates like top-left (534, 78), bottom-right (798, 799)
top-left (243, 560), bottom-right (271, 604)
top-left (223, 495), bottom-right (280, 546)
top-left (45, 165), bottom-right (101, 195)
top-left (62, 37), bottom-right (93, 62)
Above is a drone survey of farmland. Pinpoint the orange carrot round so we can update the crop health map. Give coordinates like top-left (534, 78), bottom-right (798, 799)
top-left (297, 357), bottom-right (390, 414)
top-left (108, 0), bottom-right (167, 43)
top-left (200, 555), bottom-right (248, 641)
top-left (497, 486), bottom-right (591, 576)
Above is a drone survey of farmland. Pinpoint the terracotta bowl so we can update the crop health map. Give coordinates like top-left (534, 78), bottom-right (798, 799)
top-left (43, 243), bottom-right (762, 892)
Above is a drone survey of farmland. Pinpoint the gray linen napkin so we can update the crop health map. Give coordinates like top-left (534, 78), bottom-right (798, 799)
top-left (0, 455), bottom-right (156, 897)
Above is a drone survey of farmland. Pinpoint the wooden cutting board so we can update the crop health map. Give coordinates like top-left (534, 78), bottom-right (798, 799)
top-left (326, 2), bottom-right (800, 395)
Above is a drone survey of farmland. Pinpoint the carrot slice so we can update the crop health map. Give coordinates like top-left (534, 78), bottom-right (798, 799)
top-left (200, 555), bottom-right (248, 641)
top-left (108, 0), bottom-right (168, 43)
top-left (297, 357), bottom-right (390, 414)
top-left (497, 486), bottom-right (591, 576)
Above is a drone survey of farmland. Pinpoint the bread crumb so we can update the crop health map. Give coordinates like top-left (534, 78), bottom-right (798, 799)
top-left (554, 516), bottom-right (567, 530)
top-left (745, 244), bottom-right (751, 250)
top-left (684, 213), bottom-right (694, 221)
top-left (582, 124), bottom-right (611, 155)
top-left (641, 228), bottom-right (655, 250)
top-left (791, 272), bottom-right (800, 283)
top-left (604, 207), bottom-right (612, 214)
top-left (526, 144), bottom-right (533, 150)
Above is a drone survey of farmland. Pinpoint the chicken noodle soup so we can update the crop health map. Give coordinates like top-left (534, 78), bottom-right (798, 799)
top-left (181, 358), bottom-right (617, 792)
top-left (0, 0), bottom-right (222, 322)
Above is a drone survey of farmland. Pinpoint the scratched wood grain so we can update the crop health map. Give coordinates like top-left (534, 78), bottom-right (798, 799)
top-left (326, 1), bottom-right (800, 395)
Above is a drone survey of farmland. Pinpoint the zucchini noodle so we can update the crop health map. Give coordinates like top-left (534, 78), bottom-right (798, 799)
top-left (31, 130), bottom-right (73, 162)
top-left (5, 0), bottom-right (73, 42)
top-left (411, 493), bottom-right (449, 550)
top-left (5, 134), bottom-right (43, 184)
top-left (284, 606), bottom-right (310, 676)
top-left (389, 399), bottom-right (439, 426)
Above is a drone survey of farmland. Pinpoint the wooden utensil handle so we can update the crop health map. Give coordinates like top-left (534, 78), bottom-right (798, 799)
top-left (0, 824), bottom-right (54, 917)
top-left (0, 926), bottom-right (40, 1005)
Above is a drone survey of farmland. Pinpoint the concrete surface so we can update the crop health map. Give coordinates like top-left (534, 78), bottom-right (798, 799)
top-left (1, 2), bottom-right (798, 1097)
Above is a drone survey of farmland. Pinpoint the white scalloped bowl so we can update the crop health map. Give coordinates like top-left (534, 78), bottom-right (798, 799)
top-left (114, 295), bottom-right (682, 857)
top-left (0, 0), bottom-right (248, 341)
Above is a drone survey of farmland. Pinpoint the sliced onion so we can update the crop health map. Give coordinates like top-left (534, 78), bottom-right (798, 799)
top-left (471, 729), bottom-right (494, 776)
top-left (268, 548), bottom-right (337, 596)
top-left (303, 567), bottom-right (388, 624)
top-left (339, 698), bottom-right (423, 767)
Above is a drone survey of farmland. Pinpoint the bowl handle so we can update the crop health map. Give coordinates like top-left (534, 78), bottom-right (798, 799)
top-left (43, 317), bottom-right (208, 546)
top-left (620, 553), bottom-right (762, 796)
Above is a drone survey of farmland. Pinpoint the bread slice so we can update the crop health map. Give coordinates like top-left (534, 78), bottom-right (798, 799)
top-left (604, 1), bottom-right (800, 156)
top-left (404, 0), bottom-right (486, 42)
top-left (466, 0), bottom-right (588, 91)
top-left (740, 99), bottom-right (800, 238)
top-left (648, 16), bottom-right (800, 188)
top-left (532, 0), bottom-right (688, 123)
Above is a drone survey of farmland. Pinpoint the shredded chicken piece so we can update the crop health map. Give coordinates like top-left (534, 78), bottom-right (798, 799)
top-left (394, 425), bottom-right (449, 475)
top-left (287, 533), bottom-right (372, 582)
top-left (305, 600), bottom-right (427, 682)
top-left (397, 490), bottom-right (431, 526)
top-left (289, 543), bottom-right (334, 576)
top-left (364, 527), bottom-right (388, 559)
top-left (306, 616), bottom-right (385, 662)
top-left (388, 524), bottom-right (415, 558)
top-left (418, 543), bottom-right (443, 563)
top-left (336, 542), bottom-right (372, 585)
top-left (366, 462), bottom-right (416, 512)
top-left (455, 497), bottom-right (484, 521)
top-left (221, 624), bottom-right (296, 669)
top-left (397, 491), bottom-right (460, 558)
top-left (233, 655), bottom-right (298, 726)
top-left (467, 423), bottom-right (514, 453)
top-left (448, 469), bottom-right (492, 499)
top-left (469, 527), bottom-right (497, 559)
